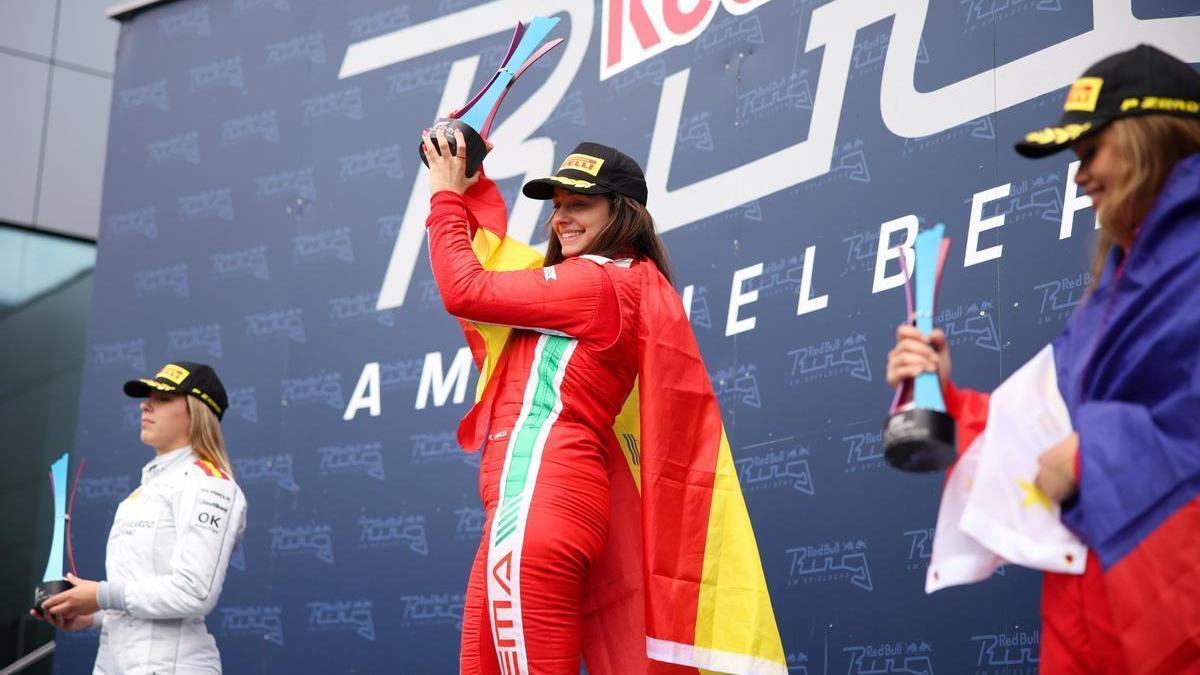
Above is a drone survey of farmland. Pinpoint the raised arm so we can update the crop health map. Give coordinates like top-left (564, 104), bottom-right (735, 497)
top-left (426, 190), bottom-right (617, 339)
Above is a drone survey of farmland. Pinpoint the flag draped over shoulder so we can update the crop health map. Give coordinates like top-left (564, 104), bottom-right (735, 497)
top-left (453, 174), bottom-right (786, 674)
top-left (451, 173), bottom-right (544, 453)
top-left (928, 154), bottom-right (1200, 673)
top-left (1049, 153), bottom-right (1200, 674)
top-left (453, 172), bottom-right (545, 391)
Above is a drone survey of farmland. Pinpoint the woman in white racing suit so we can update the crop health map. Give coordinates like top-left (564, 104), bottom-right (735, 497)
top-left (36, 361), bottom-right (247, 674)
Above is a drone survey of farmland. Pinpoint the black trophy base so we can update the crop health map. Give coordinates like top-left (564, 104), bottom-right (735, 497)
top-left (33, 578), bottom-right (74, 616)
top-left (883, 407), bottom-right (957, 473)
top-left (419, 118), bottom-right (490, 178)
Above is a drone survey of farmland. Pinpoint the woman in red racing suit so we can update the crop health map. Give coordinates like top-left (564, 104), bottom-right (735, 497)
top-left (422, 130), bottom-right (679, 674)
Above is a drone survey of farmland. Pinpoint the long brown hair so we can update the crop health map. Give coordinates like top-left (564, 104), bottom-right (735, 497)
top-left (187, 396), bottom-right (234, 478)
top-left (1091, 116), bottom-right (1200, 280)
top-left (543, 192), bottom-right (674, 284)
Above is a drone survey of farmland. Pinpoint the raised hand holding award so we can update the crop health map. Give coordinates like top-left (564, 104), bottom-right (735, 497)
top-left (418, 16), bottom-right (564, 176)
top-left (33, 453), bottom-right (83, 615)
top-left (884, 224), bottom-right (956, 472)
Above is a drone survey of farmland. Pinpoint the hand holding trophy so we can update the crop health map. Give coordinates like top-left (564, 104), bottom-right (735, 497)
top-left (33, 453), bottom-right (84, 617)
top-left (884, 224), bottom-right (957, 472)
top-left (418, 16), bottom-right (565, 177)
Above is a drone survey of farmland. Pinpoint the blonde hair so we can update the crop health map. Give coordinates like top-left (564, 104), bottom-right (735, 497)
top-left (186, 396), bottom-right (234, 478)
top-left (1091, 116), bottom-right (1200, 280)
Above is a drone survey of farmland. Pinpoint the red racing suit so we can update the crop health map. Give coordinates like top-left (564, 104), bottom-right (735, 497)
top-left (426, 190), bottom-right (661, 674)
top-left (943, 383), bottom-right (1125, 675)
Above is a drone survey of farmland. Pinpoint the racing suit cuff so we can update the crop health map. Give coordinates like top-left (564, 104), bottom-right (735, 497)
top-left (429, 190), bottom-right (466, 211)
top-left (91, 611), bottom-right (104, 630)
top-left (97, 581), bottom-right (127, 612)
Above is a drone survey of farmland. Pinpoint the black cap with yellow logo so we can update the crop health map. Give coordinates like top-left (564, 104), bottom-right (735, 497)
top-left (522, 142), bottom-right (649, 206)
top-left (124, 361), bottom-right (228, 421)
top-left (1016, 44), bottom-right (1200, 158)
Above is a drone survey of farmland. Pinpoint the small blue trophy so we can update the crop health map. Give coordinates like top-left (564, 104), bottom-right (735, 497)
top-left (884, 224), bottom-right (957, 472)
top-left (418, 16), bottom-right (565, 177)
top-left (33, 453), bottom-right (82, 615)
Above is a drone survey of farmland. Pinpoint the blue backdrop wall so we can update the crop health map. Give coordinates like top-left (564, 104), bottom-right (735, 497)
top-left (60, 1), bottom-right (1200, 673)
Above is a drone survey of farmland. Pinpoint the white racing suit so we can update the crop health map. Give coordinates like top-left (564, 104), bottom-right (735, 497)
top-left (92, 445), bottom-right (247, 674)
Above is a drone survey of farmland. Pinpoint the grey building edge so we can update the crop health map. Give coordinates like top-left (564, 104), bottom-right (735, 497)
top-left (107, 0), bottom-right (182, 21)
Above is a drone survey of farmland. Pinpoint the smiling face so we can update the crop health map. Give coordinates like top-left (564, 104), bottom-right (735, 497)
top-left (140, 391), bottom-right (191, 454)
top-left (1072, 124), bottom-right (1125, 215)
top-left (550, 188), bottom-right (611, 258)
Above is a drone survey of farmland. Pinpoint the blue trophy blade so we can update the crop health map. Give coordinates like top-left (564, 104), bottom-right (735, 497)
top-left (42, 453), bottom-right (69, 582)
top-left (458, 16), bottom-right (560, 132)
top-left (912, 224), bottom-right (947, 412)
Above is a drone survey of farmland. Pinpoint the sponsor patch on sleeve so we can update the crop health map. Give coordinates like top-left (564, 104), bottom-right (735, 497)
top-left (196, 509), bottom-right (226, 531)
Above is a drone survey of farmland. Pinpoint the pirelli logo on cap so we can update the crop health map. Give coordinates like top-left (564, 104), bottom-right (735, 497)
top-left (1063, 77), bottom-right (1103, 112)
top-left (559, 153), bottom-right (604, 176)
top-left (1121, 96), bottom-right (1200, 114)
top-left (157, 363), bottom-right (191, 384)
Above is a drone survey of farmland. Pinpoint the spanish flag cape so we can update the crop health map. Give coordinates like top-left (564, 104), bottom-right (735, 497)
top-left (451, 174), bottom-right (786, 675)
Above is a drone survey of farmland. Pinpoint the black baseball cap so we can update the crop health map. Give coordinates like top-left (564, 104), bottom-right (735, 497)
top-left (124, 361), bottom-right (228, 421)
top-left (522, 142), bottom-right (649, 206)
top-left (1016, 44), bottom-right (1200, 158)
